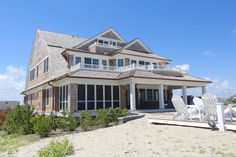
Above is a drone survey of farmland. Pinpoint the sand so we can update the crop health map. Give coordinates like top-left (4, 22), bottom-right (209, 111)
top-left (6, 115), bottom-right (236, 157)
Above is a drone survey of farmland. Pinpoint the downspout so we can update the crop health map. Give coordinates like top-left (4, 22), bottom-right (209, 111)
top-left (48, 81), bottom-right (55, 112)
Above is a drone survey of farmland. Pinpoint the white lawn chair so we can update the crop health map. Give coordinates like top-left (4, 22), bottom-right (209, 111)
top-left (193, 97), bottom-right (207, 121)
top-left (172, 96), bottom-right (203, 121)
top-left (202, 93), bottom-right (233, 121)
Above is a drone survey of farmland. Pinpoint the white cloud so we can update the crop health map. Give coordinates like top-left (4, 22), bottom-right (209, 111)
top-left (205, 77), bottom-right (236, 98)
top-left (202, 50), bottom-right (215, 56)
top-left (0, 66), bottom-right (26, 102)
top-left (172, 77), bottom-right (236, 99)
top-left (175, 64), bottom-right (190, 72)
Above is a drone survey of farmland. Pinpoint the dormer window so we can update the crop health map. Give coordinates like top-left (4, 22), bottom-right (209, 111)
top-left (96, 38), bottom-right (117, 47)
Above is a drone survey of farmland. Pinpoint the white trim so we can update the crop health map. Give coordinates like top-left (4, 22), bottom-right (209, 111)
top-left (103, 85), bottom-right (105, 109)
top-left (116, 58), bottom-right (124, 67)
top-left (111, 85), bottom-right (114, 108)
top-left (30, 55), bottom-right (49, 71)
top-left (85, 84), bottom-right (87, 110)
top-left (94, 85), bottom-right (97, 110)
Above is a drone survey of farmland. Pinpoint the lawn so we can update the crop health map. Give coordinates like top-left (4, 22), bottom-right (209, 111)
top-left (0, 132), bottom-right (39, 153)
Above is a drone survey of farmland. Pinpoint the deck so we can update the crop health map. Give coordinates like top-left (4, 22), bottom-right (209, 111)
top-left (146, 112), bottom-right (236, 131)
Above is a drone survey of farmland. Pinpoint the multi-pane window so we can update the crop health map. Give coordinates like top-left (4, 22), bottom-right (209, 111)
top-left (44, 89), bottom-right (50, 106)
top-left (59, 85), bottom-right (68, 111)
top-left (139, 60), bottom-right (145, 65)
top-left (75, 57), bottom-right (81, 65)
top-left (37, 66), bottom-right (39, 77)
top-left (97, 39), bottom-right (117, 47)
top-left (147, 89), bottom-right (153, 100)
top-left (105, 86), bottom-right (112, 109)
top-left (152, 62), bottom-right (158, 69)
top-left (153, 89), bottom-right (159, 101)
top-left (117, 59), bottom-right (124, 67)
top-left (104, 41), bottom-right (109, 45)
top-left (145, 62), bottom-right (150, 65)
top-left (30, 69), bottom-right (35, 81)
top-left (131, 60), bottom-right (137, 65)
top-left (77, 85), bottom-right (85, 110)
top-left (87, 85), bottom-right (95, 110)
top-left (113, 86), bottom-right (120, 108)
top-left (84, 57), bottom-right (92, 68)
top-left (96, 85), bottom-right (104, 109)
top-left (77, 84), bottom-right (120, 111)
top-left (92, 59), bottom-right (99, 69)
top-left (140, 89), bottom-right (146, 101)
top-left (139, 89), bottom-right (159, 101)
top-left (44, 57), bottom-right (49, 73)
top-left (102, 60), bottom-right (108, 69)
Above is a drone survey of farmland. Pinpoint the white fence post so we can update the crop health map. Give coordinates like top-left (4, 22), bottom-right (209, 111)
top-left (216, 104), bottom-right (226, 132)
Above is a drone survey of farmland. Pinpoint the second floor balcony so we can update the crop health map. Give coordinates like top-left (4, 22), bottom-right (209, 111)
top-left (71, 63), bottom-right (188, 75)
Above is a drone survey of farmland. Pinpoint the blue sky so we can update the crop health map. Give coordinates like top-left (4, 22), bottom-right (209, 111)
top-left (0, 0), bottom-right (236, 101)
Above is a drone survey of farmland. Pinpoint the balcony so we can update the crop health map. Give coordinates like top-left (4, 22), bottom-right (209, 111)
top-left (71, 63), bottom-right (188, 74)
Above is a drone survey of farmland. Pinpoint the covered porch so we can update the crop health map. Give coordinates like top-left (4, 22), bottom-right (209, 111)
top-left (120, 77), bottom-right (208, 112)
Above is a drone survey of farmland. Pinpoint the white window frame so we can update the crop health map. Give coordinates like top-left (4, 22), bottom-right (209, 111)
top-left (117, 58), bottom-right (124, 67)
top-left (44, 57), bottom-right (49, 74)
top-left (44, 89), bottom-right (50, 106)
top-left (59, 85), bottom-right (69, 111)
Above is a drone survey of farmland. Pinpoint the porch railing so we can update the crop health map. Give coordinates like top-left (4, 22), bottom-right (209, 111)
top-left (71, 63), bottom-right (188, 74)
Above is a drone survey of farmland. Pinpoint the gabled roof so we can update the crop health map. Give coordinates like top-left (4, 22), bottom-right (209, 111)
top-left (73, 28), bottom-right (126, 49)
top-left (38, 29), bottom-right (88, 48)
top-left (122, 38), bottom-right (152, 53)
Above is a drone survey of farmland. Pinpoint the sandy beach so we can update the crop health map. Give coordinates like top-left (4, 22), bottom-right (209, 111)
top-left (8, 116), bottom-right (236, 157)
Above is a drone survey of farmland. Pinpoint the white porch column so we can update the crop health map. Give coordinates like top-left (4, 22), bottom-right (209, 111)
top-left (130, 81), bottom-right (136, 111)
top-left (159, 84), bottom-right (165, 109)
top-left (182, 85), bottom-right (187, 104)
top-left (202, 86), bottom-right (206, 95)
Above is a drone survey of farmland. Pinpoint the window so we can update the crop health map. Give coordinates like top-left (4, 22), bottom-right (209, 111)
top-left (145, 62), bottom-right (150, 65)
top-left (36, 66), bottom-right (39, 78)
top-left (153, 63), bottom-right (158, 69)
top-left (113, 86), bottom-right (120, 108)
top-left (59, 85), bottom-right (68, 111)
top-left (102, 60), bottom-right (107, 69)
top-left (153, 89), bottom-right (159, 101)
top-left (105, 86), bottom-right (111, 108)
top-left (75, 57), bottom-right (81, 65)
top-left (117, 59), bottom-right (124, 67)
top-left (140, 89), bottom-right (146, 101)
top-left (110, 41), bottom-right (117, 46)
top-left (147, 89), bottom-right (153, 100)
top-left (30, 69), bottom-right (35, 81)
top-left (44, 89), bottom-right (50, 106)
top-left (77, 85), bottom-right (85, 110)
top-left (87, 85), bottom-right (95, 110)
top-left (139, 60), bottom-right (144, 65)
top-left (96, 85), bottom-right (104, 109)
top-left (84, 57), bottom-right (92, 68)
top-left (44, 57), bottom-right (49, 73)
top-left (131, 60), bottom-right (137, 65)
top-left (104, 41), bottom-right (109, 45)
top-left (84, 57), bottom-right (91, 64)
top-left (92, 59), bottom-right (99, 69)
top-left (98, 39), bottom-right (103, 44)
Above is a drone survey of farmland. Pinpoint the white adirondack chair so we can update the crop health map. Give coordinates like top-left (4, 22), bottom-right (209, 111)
top-left (172, 96), bottom-right (203, 121)
top-left (193, 97), bottom-right (207, 121)
top-left (202, 93), bottom-right (233, 121)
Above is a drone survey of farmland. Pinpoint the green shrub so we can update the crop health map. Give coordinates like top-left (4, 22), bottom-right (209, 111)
top-left (95, 109), bottom-right (110, 127)
top-left (31, 115), bottom-right (52, 137)
top-left (107, 108), bottom-right (118, 123)
top-left (3, 105), bottom-right (35, 134)
top-left (49, 112), bottom-right (57, 131)
top-left (79, 111), bottom-right (93, 131)
top-left (35, 139), bottom-right (74, 157)
top-left (55, 112), bottom-right (78, 132)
